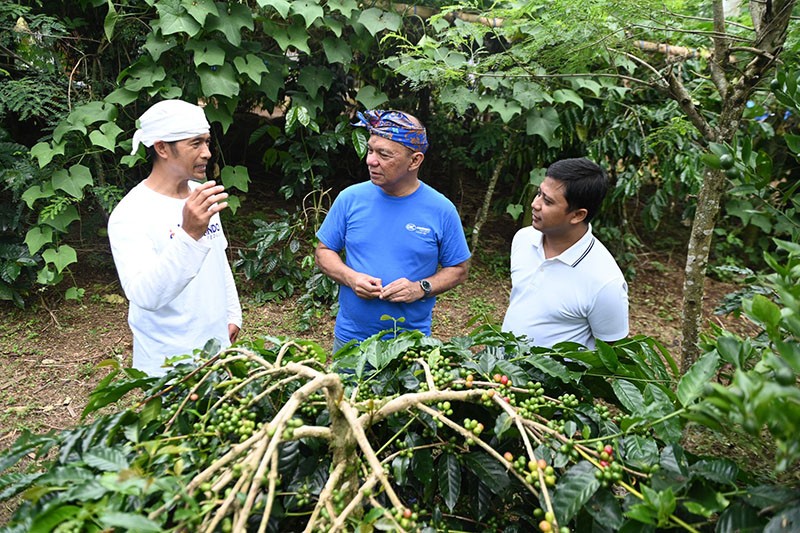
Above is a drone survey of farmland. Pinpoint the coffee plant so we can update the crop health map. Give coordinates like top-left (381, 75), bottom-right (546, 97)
top-left (234, 109), bottom-right (340, 309)
top-left (0, 320), bottom-right (797, 532)
top-left (695, 239), bottom-right (800, 474)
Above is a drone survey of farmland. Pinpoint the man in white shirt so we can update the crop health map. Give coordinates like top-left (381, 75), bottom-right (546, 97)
top-left (107, 100), bottom-right (242, 376)
top-left (502, 158), bottom-right (628, 349)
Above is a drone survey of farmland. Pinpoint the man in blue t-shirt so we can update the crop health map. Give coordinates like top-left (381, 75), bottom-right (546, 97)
top-left (315, 110), bottom-right (471, 351)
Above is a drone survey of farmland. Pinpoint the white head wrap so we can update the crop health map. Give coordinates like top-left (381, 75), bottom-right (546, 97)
top-left (130, 100), bottom-right (210, 155)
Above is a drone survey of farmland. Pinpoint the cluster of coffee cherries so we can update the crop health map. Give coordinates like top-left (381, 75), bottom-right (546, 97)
top-left (436, 400), bottom-right (454, 417)
top-left (515, 457), bottom-right (557, 489)
top-left (491, 373), bottom-right (517, 404)
top-left (395, 440), bottom-right (414, 459)
top-left (279, 417), bottom-right (304, 440)
top-left (557, 393), bottom-right (580, 409)
top-left (594, 402), bottom-right (611, 420)
top-left (493, 373), bottom-right (513, 387)
top-left (389, 505), bottom-right (420, 531)
top-left (507, 454), bottom-right (559, 490)
top-left (292, 482), bottom-right (314, 508)
top-left (315, 489), bottom-right (359, 532)
top-left (329, 488), bottom-right (349, 514)
top-left (404, 348), bottom-right (457, 391)
top-left (532, 508), bottom-right (570, 533)
top-left (198, 394), bottom-right (260, 444)
top-left (516, 381), bottom-right (548, 417)
top-left (558, 439), bottom-right (580, 461)
top-left (479, 515), bottom-right (505, 532)
top-left (353, 383), bottom-right (399, 406)
top-left (593, 442), bottom-right (624, 487)
top-left (430, 355), bottom-right (457, 390)
top-left (544, 418), bottom-right (567, 436)
top-left (462, 417), bottom-right (485, 445)
top-left (462, 372), bottom-right (475, 388)
top-left (299, 392), bottom-right (325, 420)
top-left (479, 388), bottom-right (497, 407)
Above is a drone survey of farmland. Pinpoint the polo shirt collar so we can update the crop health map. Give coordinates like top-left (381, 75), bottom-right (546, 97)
top-left (533, 224), bottom-right (595, 268)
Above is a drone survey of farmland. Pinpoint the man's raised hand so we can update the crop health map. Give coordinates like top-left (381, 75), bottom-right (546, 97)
top-left (182, 180), bottom-right (228, 240)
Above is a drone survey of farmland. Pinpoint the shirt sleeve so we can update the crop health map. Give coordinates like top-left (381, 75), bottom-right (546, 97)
top-left (108, 207), bottom-right (211, 311)
top-left (223, 259), bottom-right (242, 327)
top-left (316, 192), bottom-right (348, 252)
top-left (588, 278), bottom-right (629, 342)
top-left (437, 204), bottom-right (471, 267)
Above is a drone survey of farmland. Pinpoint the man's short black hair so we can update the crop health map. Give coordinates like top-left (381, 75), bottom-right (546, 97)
top-left (545, 158), bottom-right (608, 223)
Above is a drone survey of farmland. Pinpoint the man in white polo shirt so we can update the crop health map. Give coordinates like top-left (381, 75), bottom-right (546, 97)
top-left (501, 157), bottom-right (628, 349)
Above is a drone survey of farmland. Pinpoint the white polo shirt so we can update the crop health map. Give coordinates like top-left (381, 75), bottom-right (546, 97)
top-left (501, 225), bottom-right (629, 349)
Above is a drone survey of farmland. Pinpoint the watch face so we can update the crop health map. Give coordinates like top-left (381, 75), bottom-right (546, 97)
top-left (421, 280), bottom-right (432, 293)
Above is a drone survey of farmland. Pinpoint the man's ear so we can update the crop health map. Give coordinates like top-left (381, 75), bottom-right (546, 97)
top-left (569, 208), bottom-right (588, 225)
top-left (408, 152), bottom-right (424, 171)
top-left (152, 140), bottom-right (170, 159)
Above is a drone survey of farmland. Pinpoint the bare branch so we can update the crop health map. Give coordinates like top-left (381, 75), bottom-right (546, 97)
top-left (617, 50), bottom-right (669, 85)
top-left (665, 69), bottom-right (716, 141)
top-left (477, 70), bottom-right (655, 87)
top-left (338, 395), bottom-right (405, 509)
top-left (655, 10), bottom-right (754, 31)
top-left (629, 23), bottom-right (752, 42)
top-left (729, 45), bottom-right (777, 59)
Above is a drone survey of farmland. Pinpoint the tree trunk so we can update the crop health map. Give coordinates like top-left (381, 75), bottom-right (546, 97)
top-left (470, 140), bottom-right (511, 252)
top-left (679, 168), bottom-right (727, 372)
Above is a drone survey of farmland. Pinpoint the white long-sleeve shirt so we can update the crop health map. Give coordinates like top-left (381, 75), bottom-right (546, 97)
top-left (108, 180), bottom-right (241, 376)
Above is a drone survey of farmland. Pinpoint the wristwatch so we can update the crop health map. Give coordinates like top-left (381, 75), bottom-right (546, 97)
top-left (419, 279), bottom-right (432, 299)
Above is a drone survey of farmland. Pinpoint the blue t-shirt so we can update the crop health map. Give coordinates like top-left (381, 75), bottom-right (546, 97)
top-left (317, 181), bottom-right (471, 341)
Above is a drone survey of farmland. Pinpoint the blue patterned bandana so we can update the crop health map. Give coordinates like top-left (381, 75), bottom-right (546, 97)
top-left (353, 110), bottom-right (429, 153)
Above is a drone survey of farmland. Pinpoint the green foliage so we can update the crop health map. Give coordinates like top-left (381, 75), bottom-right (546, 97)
top-left (591, 98), bottom-right (705, 235)
top-left (2, 0), bottom-right (410, 302)
top-left (0, 327), bottom-right (796, 531)
top-left (3, 0), bottom-right (793, 305)
top-left (696, 239), bottom-right (800, 473)
top-left (234, 190), bottom-right (338, 326)
top-left (296, 270), bottom-right (339, 331)
top-left (236, 107), bottom-right (343, 323)
top-left (260, 108), bottom-right (352, 200)
top-left (0, 241), bottom-right (37, 307)
top-left (386, 2), bottom-right (721, 259)
top-left (593, 224), bottom-right (641, 279)
top-left (236, 211), bottom-right (311, 301)
top-left (387, 0), bottom-right (800, 278)
top-left (0, 2), bottom-right (69, 76)
top-left (0, 76), bottom-right (67, 127)
top-left (701, 64), bottom-right (800, 271)
top-left (0, 131), bottom-right (42, 306)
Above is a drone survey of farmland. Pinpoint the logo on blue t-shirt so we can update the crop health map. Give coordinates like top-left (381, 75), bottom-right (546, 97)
top-left (405, 223), bottom-right (431, 235)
